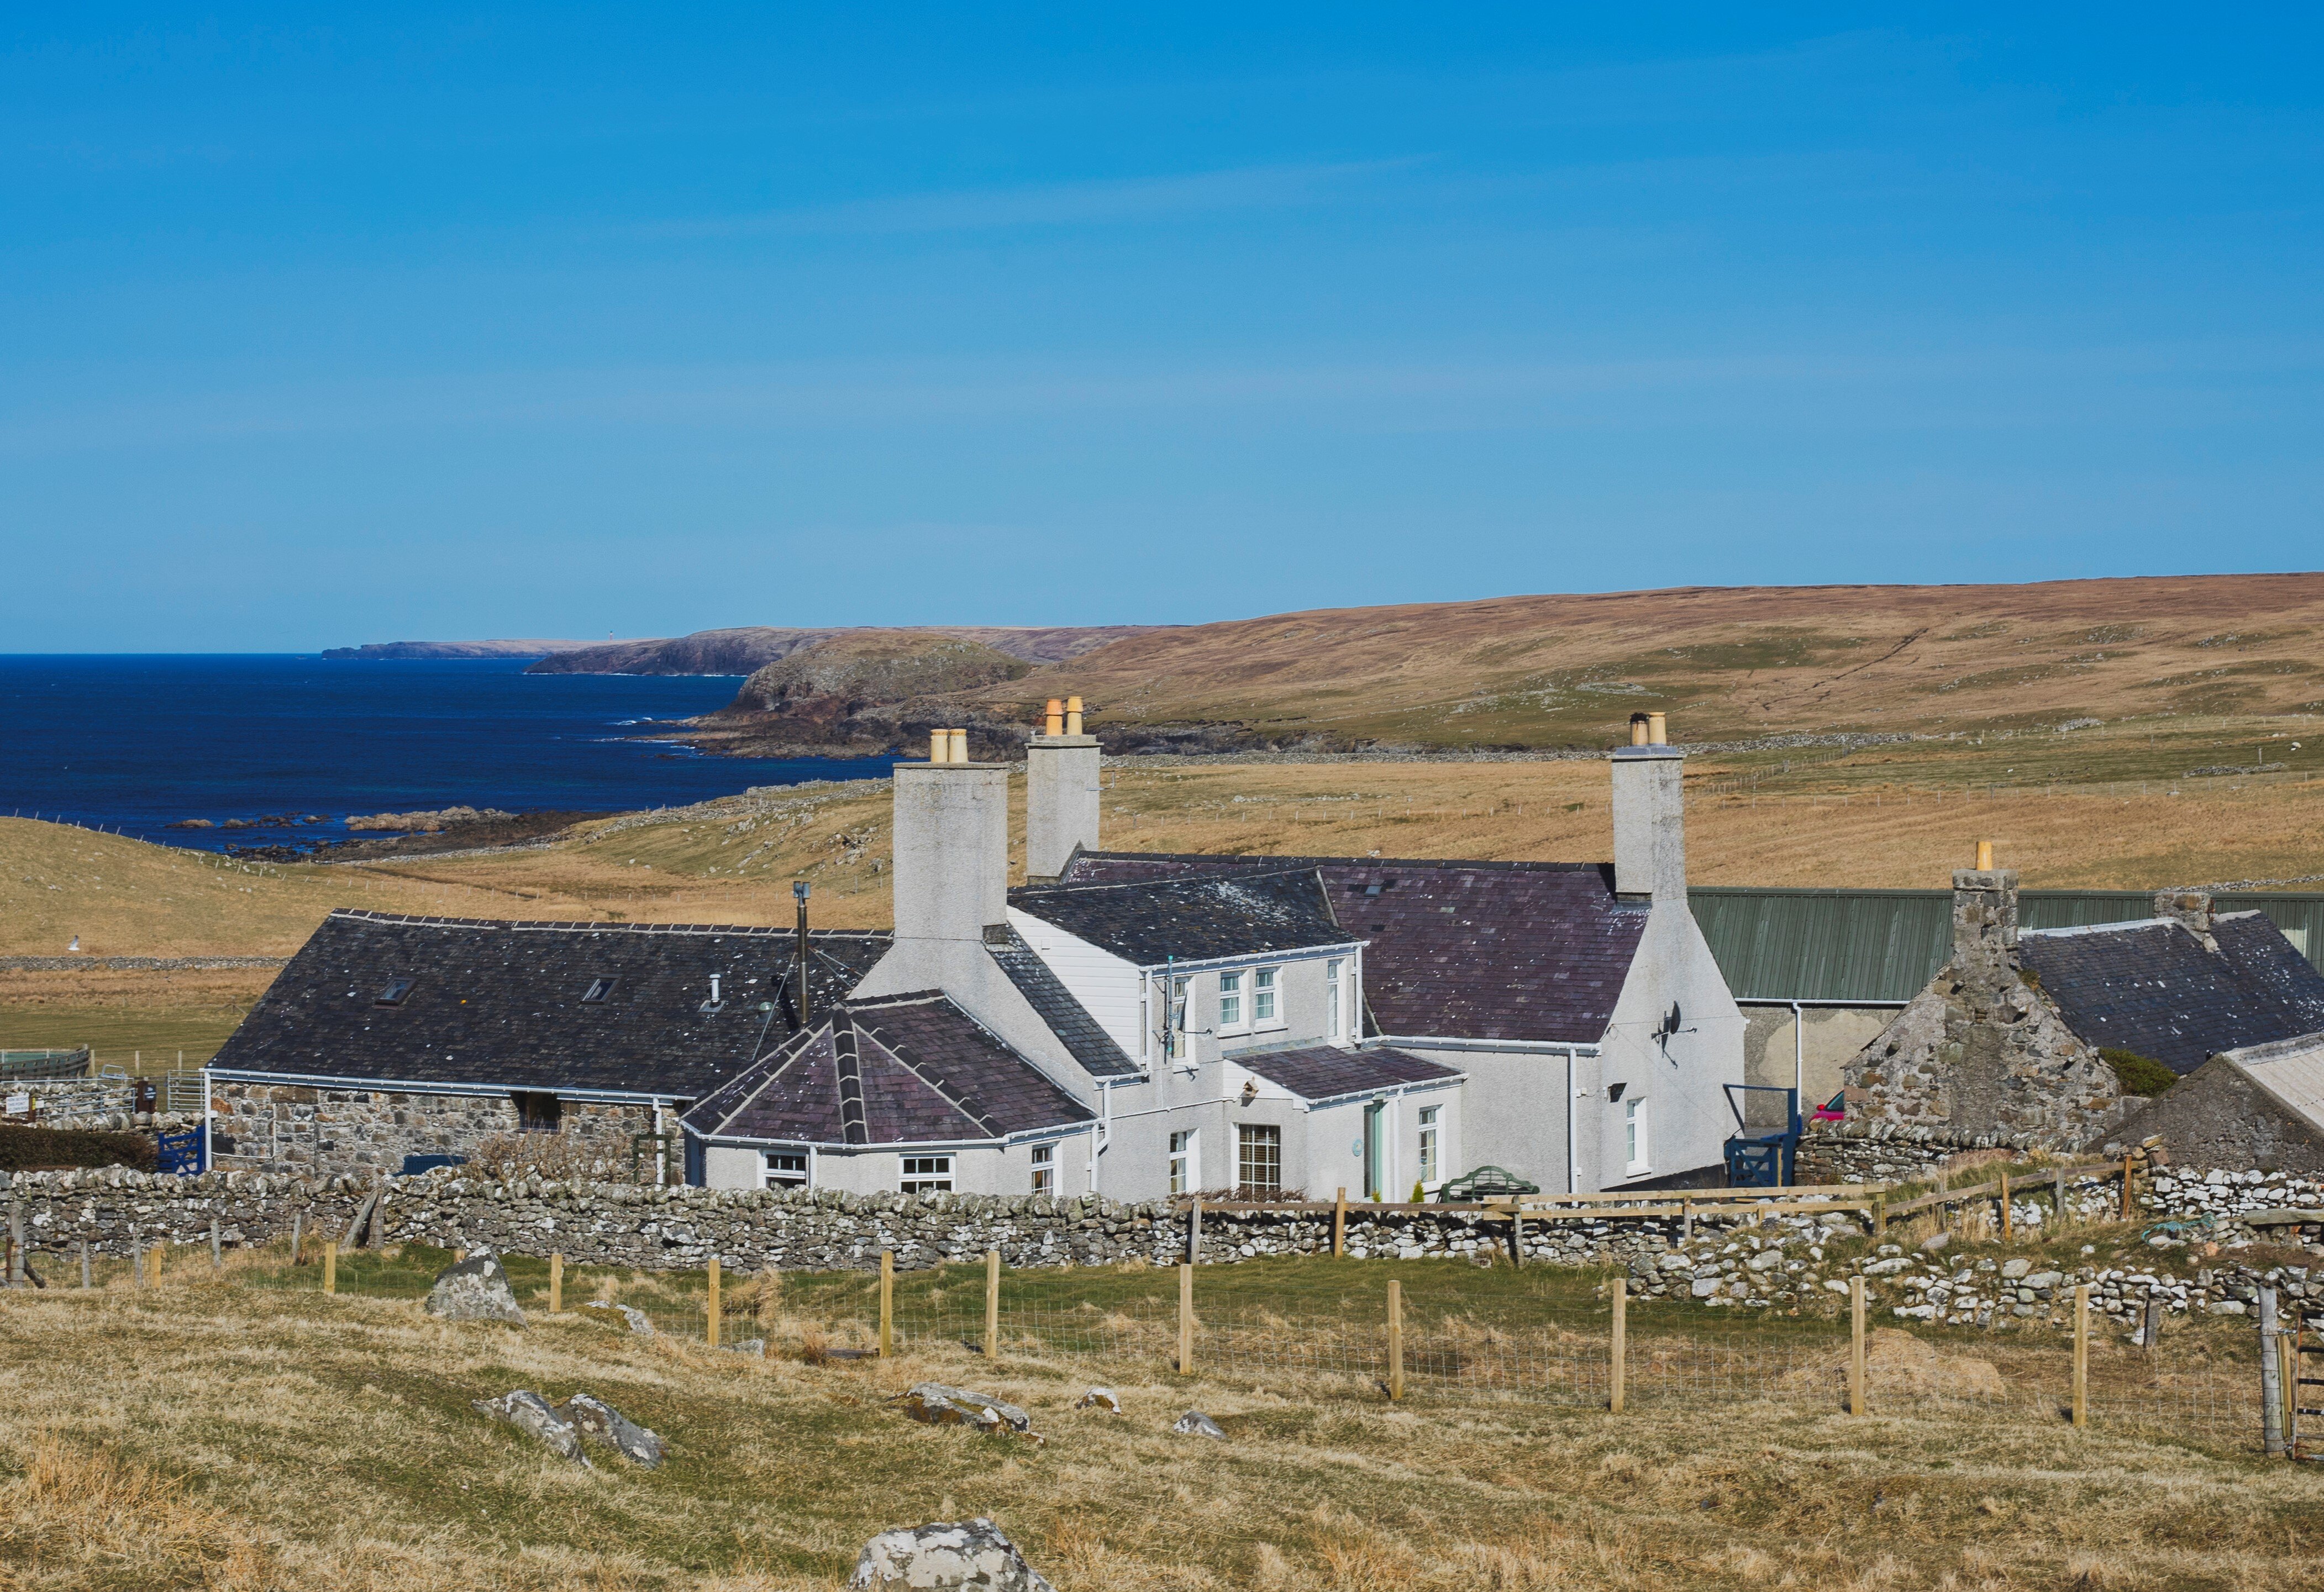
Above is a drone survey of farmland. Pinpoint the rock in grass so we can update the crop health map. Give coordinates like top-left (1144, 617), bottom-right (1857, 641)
top-left (427, 1252), bottom-right (525, 1325)
top-left (849, 1517), bottom-right (1055, 1591)
top-left (1171, 1409), bottom-right (1226, 1441)
top-left (1920, 1232), bottom-right (1951, 1254)
top-left (890, 1383), bottom-right (1035, 1435)
top-left (560, 1393), bottom-right (664, 1468)
top-left (576, 1299), bottom-right (655, 1335)
top-left (1074, 1387), bottom-right (1122, 1415)
top-left (471, 1390), bottom-right (588, 1465)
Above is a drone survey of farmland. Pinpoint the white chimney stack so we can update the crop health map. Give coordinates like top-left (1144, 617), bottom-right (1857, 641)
top-left (1610, 711), bottom-right (1686, 905)
top-left (1024, 694), bottom-right (1100, 883)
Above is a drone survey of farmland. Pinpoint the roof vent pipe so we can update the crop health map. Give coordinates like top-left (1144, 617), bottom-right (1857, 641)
top-left (1065, 696), bottom-right (1084, 736)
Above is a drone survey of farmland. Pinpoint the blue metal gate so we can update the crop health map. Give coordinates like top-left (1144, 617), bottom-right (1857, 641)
top-left (156, 1123), bottom-right (206, 1175)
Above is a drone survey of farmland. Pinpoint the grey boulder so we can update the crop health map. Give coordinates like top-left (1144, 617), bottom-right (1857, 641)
top-left (1920, 1232), bottom-right (1951, 1253)
top-left (850, 1517), bottom-right (1054, 1592)
top-left (891, 1383), bottom-right (1034, 1436)
top-left (428, 1252), bottom-right (527, 1325)
top-left (1171, 1409), bottom-right (1226, 1440)
top-left (471, 1390), bottom-right (588, 1466)
top-left (562, 1393), bottom-right (665, 1468)
top-left (576, 1299), bottom-right (655, 1335)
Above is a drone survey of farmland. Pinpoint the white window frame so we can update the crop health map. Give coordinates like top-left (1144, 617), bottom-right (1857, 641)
top-left (1168, 976), bottom-right (1190, 1062)
top-left (763, 1150), bottom-right (808, 1189)
top-left (1168, 1129), bottom-right (1197, 1196)
top-left (1325, 958), bottom-right (1343, 1040)
top-left (1217, 970), bottom-right (1246, 1034)
top-left (1624, 1098), bottom-right (1649, 1175)
top-left (1030, 1141), bottom-right (1055, 1194)
top-left (1417, 1104), bottom-right (1440, 1187)
top-left (901, 1153), bottom-right (954, 1193)
top-left (1236, 1122), bottom-right (1282, 1197)
top-left (1251, 966), bottom-right (1281, 1031)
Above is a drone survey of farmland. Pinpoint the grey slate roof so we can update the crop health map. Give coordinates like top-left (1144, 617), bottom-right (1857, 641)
top-left (1055, 852), bottom-right (1648, 1045)
top-left (985, 927), bottom-right (1140, 1078)
top-left (208, 910), bottom-right (888, 1098)
top-left (682, 992), bottom-right (1096, 1147)
top-left (2017, 913), bottom-right (2324, 1075)
top-left (1235, 1045), bottom-right (1462, 1102)
top-left (1009, 867), bottom-right (1353, 966)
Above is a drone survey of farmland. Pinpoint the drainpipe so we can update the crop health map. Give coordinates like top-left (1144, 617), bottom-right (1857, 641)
top-left (1091, 1081), bottom-right (1112, 1195)
top-left (1792, 1000), bottom-right (1805, 1100)
top-left (1564, 1047), bottom-right (1579, 1195)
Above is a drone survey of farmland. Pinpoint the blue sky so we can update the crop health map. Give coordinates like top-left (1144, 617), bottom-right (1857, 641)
top-left (5, 7), bottom-right (2321, 649)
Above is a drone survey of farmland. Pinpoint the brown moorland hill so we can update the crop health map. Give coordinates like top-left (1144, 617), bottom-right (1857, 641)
top-left (962, 572), bottom-right (2324, 750)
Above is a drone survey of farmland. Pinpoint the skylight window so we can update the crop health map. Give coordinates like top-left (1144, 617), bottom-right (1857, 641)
top-left (375, 978), bottom-right (415, 1006)
top-left (582, 977), bottom-right (617, 1003)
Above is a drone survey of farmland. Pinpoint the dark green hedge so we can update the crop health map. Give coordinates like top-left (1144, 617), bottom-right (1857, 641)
top-left (0, 1124), bottom-right (158, 1173)
top-left (2101, 1048), bottom-right (2179, 1099)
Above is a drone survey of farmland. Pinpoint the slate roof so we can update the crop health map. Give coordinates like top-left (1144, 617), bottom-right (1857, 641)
top-left (985, 927), bottom-right (1140, 1078)
top-left (208, 910), bottom-right (889, 1098)
top-left (1009, 867), bottom-right (1353, 966)
top-left (682, 992), bottom-right (1097, 1147)
top-left (1054, 852), bottom-right (1649, 1045)
top-left (1235, 1045), bottom-right (1463, 1103)
top-left (2017, 913), bottom-right (2324, 1075)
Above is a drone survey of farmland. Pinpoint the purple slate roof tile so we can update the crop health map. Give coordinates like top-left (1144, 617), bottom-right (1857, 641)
top-left (683, 992), bottom-right (1096, 1147)
top-left (1056, 851), bottom-right (1645, 1045)
top-left (208, 909), bottom-right (888, 1098)
top-left (1234, 1045), bottom-right (1462, 1101)
top-left (2016, 912), bottom-right (2324, 1075)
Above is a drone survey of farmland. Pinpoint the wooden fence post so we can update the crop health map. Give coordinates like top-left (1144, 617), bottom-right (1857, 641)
top-left (149, 1243), bottom-right (162, 1288)
top-left (290, 1209), bottom-right (304, 1266)
top-left (1189, 1197), bottom-right (1201, 1264)
top-left (1333, 1188), bottom-right (1347, 1257)
top-left (1999, 1171), bottom-right (2012, 1241)
top-left (323, 1240), bottom-right (336, 1296)
top-left (707, 1256), bottom-right (721, 1349)
top-left (1610, 1278), bottom-right (1627, 1414)
top-left (1873, 1190), bottom-right (1887, 1240)
top-left (7, 1201), bottom-right (22, 1288)
top-left (549, 1252), bottom-right (563, 1314)
top-left (80, 1240), bottom-right (91, 1289)
top-left (2053, 1167), bottom-right (2068, 1226)
top-left (1177, 1262), bottom-right (1194, 1375)
top-left (1511, 1205), bottom-right (1524, 1268)
top-left (2120, 1155), bottom-right (2135, 1221)
top-left (1387, 1279), bottom-right (1405, 1402)
top-left (984, 1250), bottom-right (1000, 1359)
top-left (2260, 1287), bottom-right (2286, 1458)
top-left (210, 1213), bottom-right (222, 1271)
top-left (879, 1250), bottom-right (894, 1357)
top-left (1849, 1276), bottom-right (1869, 1415)
top-left (2073, 1284), bottom-right (2090, 1429)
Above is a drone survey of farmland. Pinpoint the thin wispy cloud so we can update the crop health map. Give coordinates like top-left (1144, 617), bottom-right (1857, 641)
top-left (644, 158), bottom-right (1422, 239)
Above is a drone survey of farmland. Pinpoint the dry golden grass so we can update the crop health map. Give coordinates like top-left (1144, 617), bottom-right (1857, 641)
top-left (1, 1256), bottom-right (2319, 1591)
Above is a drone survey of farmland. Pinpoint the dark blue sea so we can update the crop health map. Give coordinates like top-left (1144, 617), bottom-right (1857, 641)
top-left (0, 655), bottom-right (894, 850)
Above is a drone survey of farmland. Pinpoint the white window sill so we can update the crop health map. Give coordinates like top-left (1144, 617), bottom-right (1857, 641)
top-left (1624, 1163), bottom-right (1652, 1178)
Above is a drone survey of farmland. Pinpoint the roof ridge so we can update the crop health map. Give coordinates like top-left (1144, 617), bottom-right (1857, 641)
top-left (324, 906), bottom-right (892, 939)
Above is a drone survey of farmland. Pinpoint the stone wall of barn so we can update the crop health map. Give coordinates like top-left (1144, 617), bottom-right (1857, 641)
top-left (205, 1082), bottom-right (661, 1179)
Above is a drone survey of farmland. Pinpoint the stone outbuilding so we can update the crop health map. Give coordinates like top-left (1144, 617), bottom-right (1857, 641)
top-left (2101, 1031), bottom-right (2324, 1174)
top-left (1844, 864), bottom-right (2324, 1149)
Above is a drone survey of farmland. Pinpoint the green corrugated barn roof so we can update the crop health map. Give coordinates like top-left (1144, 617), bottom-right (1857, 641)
top-left (1690, 888), bottom-right (2324, 1004)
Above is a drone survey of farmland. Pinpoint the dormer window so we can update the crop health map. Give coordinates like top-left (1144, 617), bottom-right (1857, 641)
top-left (581, 977), bottom-right (617, 1004)
top-left (375, 978), bottom-right (415, 1006)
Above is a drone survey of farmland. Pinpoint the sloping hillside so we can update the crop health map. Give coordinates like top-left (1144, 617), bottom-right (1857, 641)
top-left (528, 623), bottom-right (1158, 676)
top-left (968, 574), bottom-right (2324, 751)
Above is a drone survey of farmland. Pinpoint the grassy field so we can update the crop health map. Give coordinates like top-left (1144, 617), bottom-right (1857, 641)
top-left (3, 1224), bottom-right (2318, 1592)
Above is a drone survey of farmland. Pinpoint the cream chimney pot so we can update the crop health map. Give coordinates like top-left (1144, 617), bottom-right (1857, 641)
top-left (1629, 714), bottom-right (1650, 747)
top-left (1647, 711), bottom-right (1668, 746)
top-left (1044, 698), bottom-right (1064, 736)
top-left (947, 728), bottom-right (969, 763)
top-left (1975, 839), bottom-right (1994, 871)
top-left (928, 730), bottom-right (947, 763)
top-left (1065, 695), bottom-right (1084, 736)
